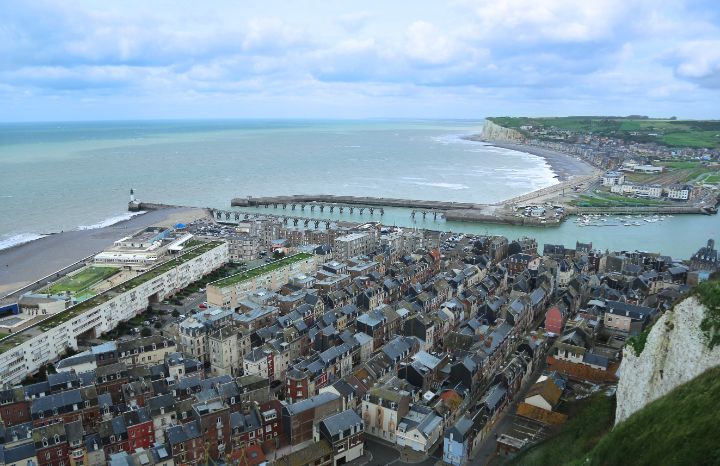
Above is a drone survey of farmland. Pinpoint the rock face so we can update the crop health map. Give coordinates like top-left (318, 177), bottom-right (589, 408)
top-left (480, 120), bottom-right (525, 142)
top-left (615, 296), bottom-right (720, 425)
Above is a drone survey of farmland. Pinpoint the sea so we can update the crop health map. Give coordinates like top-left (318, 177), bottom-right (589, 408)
top-left (0, 119), bottom-right (717, 259)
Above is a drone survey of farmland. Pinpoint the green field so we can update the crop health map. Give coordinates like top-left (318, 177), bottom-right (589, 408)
top-left (572, 194), bottom-right (668, 207)
top-left (211, 253), bottom-right (313, 288)
top-left (488, 116), bottom-right (720, 149)
top-left (46, 266), bottom-right (119, 294)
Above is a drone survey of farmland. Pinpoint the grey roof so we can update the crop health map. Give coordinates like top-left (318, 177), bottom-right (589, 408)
top-left (483, 384), bottom-right (507, 410)
top-left (583, 352), bottom-right (610, 369)
top-left (65, 420), bottom-right (84, 443)
top-left (605, 300), bottom-right (654, 320)
top-left (320, 409), bottom-right (362, 436)
top-left (0, 443), bottom-right (36, 463)
top-left (446, 415), bottom-right (474, 441)
top-left (31, 388), bottom-right (83, 414)
top-left (284, 392), bottom-right (339, 416)
top-left (166, 421), bottom-right (201, 445)
top-left (55, 351), bottom-right (95, 369)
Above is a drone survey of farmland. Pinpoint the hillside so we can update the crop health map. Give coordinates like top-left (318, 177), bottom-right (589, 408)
top-left (579, 366), bottom-right (720, 466)
top-left (507, 367), bottom-right (720, 466)
top-left (487, 116), bottom-right (720, 149)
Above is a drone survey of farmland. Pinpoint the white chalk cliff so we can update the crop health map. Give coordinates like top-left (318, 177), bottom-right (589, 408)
top-left (480, 120), bottom-right (525, 142)
top-left (615, 296), bottom-right (720, 425)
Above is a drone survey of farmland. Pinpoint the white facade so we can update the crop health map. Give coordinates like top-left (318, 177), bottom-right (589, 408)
top-left (333, 233), bottom-right (375, 262)
top-left (0, 241), bottom-right (229, 386)
top-left (206, 253), bottom-right (317, 309)
top-left (667, 186), bottom-right (691, 200)
top-left (602, 172), bottom-right (625, 186)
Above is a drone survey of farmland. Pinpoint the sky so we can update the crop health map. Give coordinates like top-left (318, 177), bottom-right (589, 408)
top-left (1, 0), bottom-right (720, 121)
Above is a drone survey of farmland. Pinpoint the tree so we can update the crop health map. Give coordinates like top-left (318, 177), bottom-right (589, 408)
top-left (141, 327), bottom-right (152, 337)
top-left (172, 310), bottom-right (180, 318)
top-left (272, 250), bottom-right (286, 260)
top-left (154, 322), bottom-right (162, 329)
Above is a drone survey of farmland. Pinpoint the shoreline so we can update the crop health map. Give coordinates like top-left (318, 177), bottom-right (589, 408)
top-left (0, 207), bottom-right (210, 296)
top-left (462, 135), bottom-right (598, 181)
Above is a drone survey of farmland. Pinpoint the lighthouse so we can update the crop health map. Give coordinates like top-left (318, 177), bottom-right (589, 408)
top-left (128, 188), bottom-right (141, 212)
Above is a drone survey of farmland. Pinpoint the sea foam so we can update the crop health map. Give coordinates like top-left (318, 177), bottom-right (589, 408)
top-left (0, 233), bottom-right (48, 251)
top-left (77, 211), bottom-right (146, 231)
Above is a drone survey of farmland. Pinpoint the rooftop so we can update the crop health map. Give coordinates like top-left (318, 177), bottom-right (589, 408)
top-left (210, 252), bottom-right (313, 288)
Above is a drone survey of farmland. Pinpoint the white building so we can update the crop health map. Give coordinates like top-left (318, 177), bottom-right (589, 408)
top-left (333, 232), bottom-right (375, 262)
top-left (666, 184), bottom-right (692, 201)
top-left (208, 326), bottom-right (250, 377)
top-left (0, 241), bottom-right (229, 386)
top-left (396, 405), bottom-right (444, 452)
top-left (602, 171), bottom-right (625, 186)
top-left (206, 253), bottom-right (317, 309)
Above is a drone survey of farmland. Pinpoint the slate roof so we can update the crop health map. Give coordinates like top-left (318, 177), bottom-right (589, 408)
top-left (284, 392), bottom-right (339, 416)
top-left (319, 409), bottom-right (362, 436)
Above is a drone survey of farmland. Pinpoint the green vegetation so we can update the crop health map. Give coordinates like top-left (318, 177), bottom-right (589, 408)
top-left (509, 368), bottom-right (720, 466)
top-left (508, 393), bottom-right (616, 466)
top-left (45, 266), bottom-right (119, 294)
top-left (0, 332), bottom-right (31, 353)
top-left (488, 116), bottom-right (720, 149)
top-left (572, 194), bottom-right (668, 207)
top-left (211, 253), bottom-right (313, 288)
top-left (693, 279), bottom-right (720, 349)
top-left (575, 367), bottom-right (720, 466)
top-left (626, 326), bottom-right (651, 356)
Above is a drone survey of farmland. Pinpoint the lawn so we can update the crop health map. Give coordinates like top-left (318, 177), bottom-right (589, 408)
top-left (572, 194), bottom-right (668, 207)
top-left (211, 253), bottom-right (313, 288)
top-left (46, 266), bottom-right (119, 294)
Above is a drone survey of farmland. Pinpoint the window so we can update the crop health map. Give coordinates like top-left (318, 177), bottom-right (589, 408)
top-left (42, 437), bottom-right (49, 447)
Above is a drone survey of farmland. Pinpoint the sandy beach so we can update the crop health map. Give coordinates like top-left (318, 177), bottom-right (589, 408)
top-left (0, 207), bottom-right (209, 296)
top-left (463, 136), bottom-right (598, 181)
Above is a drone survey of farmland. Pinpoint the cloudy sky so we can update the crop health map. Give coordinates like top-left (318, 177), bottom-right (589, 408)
top-left (1, 0), bottom-right (719, 121)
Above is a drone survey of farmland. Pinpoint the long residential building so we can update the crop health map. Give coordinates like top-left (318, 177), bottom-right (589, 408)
top-left (0, 241), bottom-right (229, 386)
top-left (206, 253), bottom-right (317, 309)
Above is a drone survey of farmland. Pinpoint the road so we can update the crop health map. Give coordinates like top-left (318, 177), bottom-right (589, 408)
top-left (468, 359), bottom-right (548, 466)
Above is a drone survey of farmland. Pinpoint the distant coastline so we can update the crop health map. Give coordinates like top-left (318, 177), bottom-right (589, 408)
top-left (462, 134), bottom-right (598, 181)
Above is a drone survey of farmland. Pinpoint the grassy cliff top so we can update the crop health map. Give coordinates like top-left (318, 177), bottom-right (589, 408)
top-left (487, 116), bottom-right (720, 149)
top-left (508, 366), bottom-right (720, 466)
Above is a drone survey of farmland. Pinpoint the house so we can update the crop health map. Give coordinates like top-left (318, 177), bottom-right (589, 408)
top-left (361, 378), bottom-right (412, 443)
top-left (523, 376), bottom-right (563, 411)
top-left (282, 392), bottom-right (341, 446)
top-left (317, 409), bottom-right (364, 466)
top-left (443, 409), bottom-right (489, 466)
top-left (603, 300), bottom-right (655, 335)
top-left (395, 405), bottom-right (443, 453)
top-left (545, 305), bottom-right (566, 334)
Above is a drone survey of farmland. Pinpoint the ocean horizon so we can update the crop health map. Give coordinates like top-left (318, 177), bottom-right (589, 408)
top-left (2, 118), bottom-right (718, 259)
top-left (0, 118), bottom-right (560, 249)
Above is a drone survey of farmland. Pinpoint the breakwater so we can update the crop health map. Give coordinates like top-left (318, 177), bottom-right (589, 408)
top-left (231, 195), bottom-right (480, 210)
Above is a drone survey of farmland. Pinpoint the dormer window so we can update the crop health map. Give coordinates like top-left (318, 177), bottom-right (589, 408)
top-left (42, 437), bottom-right (49, 447)
top-left (54, 434), bottom-right (60, 443)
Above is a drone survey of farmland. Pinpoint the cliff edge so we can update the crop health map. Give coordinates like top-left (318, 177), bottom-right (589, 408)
top-left (615, 286), bottom-right (720, 425)
top-left (480, 119), bottom-right (525, 142)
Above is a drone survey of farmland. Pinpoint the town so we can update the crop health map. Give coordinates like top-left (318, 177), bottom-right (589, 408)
top-left (1, 210), bottom-right (717, 466)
